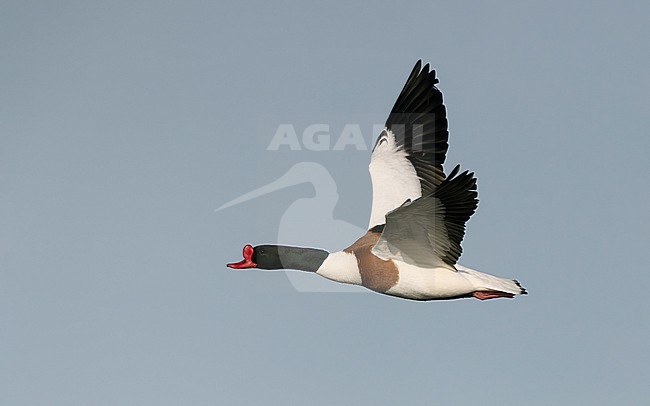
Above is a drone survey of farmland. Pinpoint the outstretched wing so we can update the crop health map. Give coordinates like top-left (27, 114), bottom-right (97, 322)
top-left (368, 60), bottom-right (449, 228)
top-left (371, 165), bottom-right (478, 269)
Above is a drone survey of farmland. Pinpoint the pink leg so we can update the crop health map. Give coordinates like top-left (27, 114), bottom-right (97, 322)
top-left (472, 290), bottom-right (515, 300)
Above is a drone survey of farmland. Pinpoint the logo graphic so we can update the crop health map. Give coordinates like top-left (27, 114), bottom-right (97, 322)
top-left (217, 160), bottom-right (369, 293)
top-left (218, 120), bottom-right (388, 292)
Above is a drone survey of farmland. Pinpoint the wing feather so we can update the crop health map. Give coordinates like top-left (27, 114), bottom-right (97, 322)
top-left (371, 165), bottom-right (478, 269)
top-left (368, 61), bottom-right (449, 228)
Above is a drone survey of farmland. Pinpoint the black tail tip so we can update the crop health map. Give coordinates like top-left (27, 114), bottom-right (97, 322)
top-left (513, 279), bottom-right (528, 295)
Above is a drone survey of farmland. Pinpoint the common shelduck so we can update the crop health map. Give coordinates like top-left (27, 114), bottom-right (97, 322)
top-left (227, 61), bottom-right (527, 301)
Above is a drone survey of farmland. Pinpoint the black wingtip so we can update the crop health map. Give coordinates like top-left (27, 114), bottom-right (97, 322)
top-left (447, 164), bottom-right (461, 179)
top-left (415, 60), bottom-right (440, 83)
top-left (408, 60), bottom-right (423, 83)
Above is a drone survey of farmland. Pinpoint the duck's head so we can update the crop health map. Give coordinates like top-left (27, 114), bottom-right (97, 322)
top-left (226, 244), bottom-right (329, 272)
top-left (227, 244), bottom-right (284, 270)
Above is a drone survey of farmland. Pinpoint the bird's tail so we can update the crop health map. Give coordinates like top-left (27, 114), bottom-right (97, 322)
top-left (456, 264), bottom-right (527, 298)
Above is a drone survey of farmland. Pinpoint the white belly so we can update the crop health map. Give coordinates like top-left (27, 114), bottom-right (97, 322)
top-left (385, 262), bottom-right (475, 300)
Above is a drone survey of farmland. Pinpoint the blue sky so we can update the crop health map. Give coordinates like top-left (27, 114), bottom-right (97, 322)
top-left (2, 1), bottom-right (649, 404)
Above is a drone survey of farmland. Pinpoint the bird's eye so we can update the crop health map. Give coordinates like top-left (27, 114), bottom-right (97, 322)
top-left (259, 249), bottom-right (265, 255)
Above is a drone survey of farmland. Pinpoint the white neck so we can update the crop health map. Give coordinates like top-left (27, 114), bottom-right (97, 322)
top-left (315, 251), bottom-right (362, 285)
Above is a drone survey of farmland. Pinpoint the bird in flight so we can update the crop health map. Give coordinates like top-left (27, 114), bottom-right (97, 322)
top-left (227, 61), bottom-right (527, 301)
